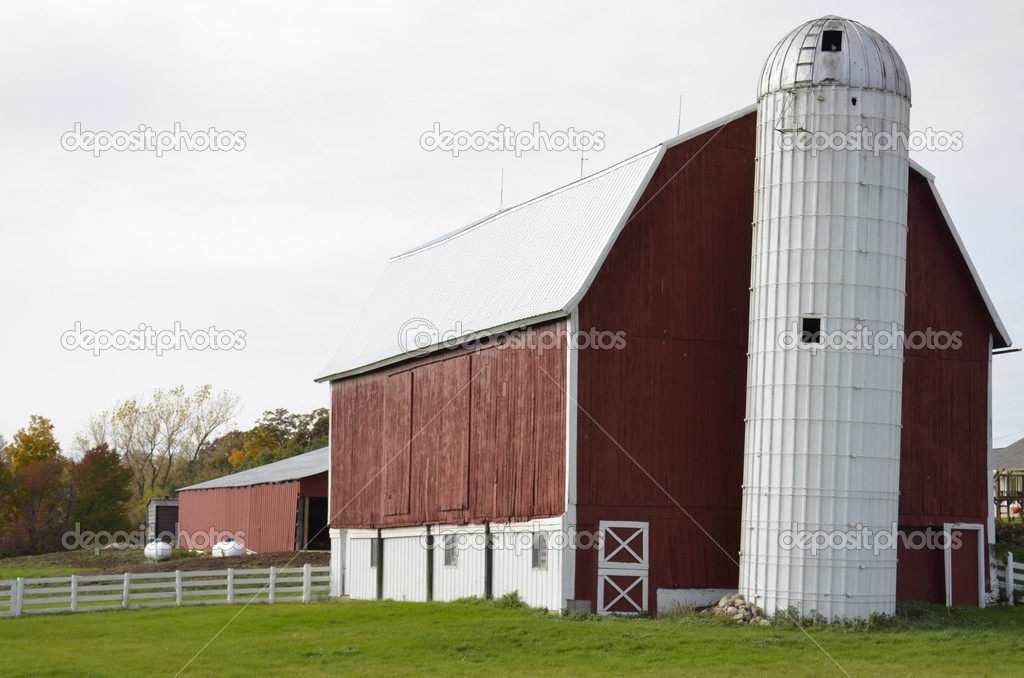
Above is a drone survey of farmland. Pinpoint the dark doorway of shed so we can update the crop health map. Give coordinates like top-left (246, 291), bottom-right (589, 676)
top-left (299, 497), bottom-right (329, 550)
top-left (155, 504), bottom-right (178, 544)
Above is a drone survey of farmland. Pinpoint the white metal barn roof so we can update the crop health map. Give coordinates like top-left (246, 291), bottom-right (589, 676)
top-left (178, 446), bottom-right (329, 491)
top-left (316, 108), bottom-right (1009, 383)
top-left (316, 144), bottom-right (664, 382)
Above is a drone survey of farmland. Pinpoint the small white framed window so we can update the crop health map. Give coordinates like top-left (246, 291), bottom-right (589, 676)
top-left (531, 533), bottom-right (549, 570)
top-left (443, 534), bottom-right (459, 568)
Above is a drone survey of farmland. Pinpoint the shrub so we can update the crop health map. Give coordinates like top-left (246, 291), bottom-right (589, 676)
top-left (994, 519), bottom-right (1024, 562)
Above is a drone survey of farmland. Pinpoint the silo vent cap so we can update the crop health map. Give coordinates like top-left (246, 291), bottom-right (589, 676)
top-left (758, 16), bottom-right (911, 101)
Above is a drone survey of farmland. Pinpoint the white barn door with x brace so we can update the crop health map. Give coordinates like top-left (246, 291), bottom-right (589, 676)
top-left (597, 520), bottom-right (649, 615)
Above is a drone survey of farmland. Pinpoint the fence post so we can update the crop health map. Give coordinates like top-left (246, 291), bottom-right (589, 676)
top-left (1007, 553), bottom-right (1016, 607)
top-left (227, 568), bottom-right (234, 604)
top-left (70, 575), bottom-right (79, 612)
top-left (175, 570), bottom-right (183, 606)
top-left (269, 567), bottom-right (276, 605)
top-left (122, 573), bottom-right (131, 609)
top-left (13, 578), bottom-right (23, 617)
top-left (303, 563), bottom-right (312, 604)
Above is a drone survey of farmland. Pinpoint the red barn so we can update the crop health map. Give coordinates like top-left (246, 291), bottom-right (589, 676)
top-left (317, 108), bottom-right (1008, 613)
top-left (177, 447), bottom-right (329, 554)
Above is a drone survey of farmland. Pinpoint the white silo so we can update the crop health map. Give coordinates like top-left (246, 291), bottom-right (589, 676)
top-left (739, 16), bottom-right (911, 619)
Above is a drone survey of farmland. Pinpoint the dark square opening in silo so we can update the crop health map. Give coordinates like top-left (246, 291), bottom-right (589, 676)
top-left (801, 317), bottom-right (823, 344)
top-left (822, 30), bottom-right (843, 52)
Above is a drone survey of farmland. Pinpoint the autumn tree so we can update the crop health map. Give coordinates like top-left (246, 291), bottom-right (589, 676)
top-left (81, 386), bottom-right (241, 518)
top-left (2, 458), bottom-right (68, 555)
top-left (3, 415), bottom-right (61, 471)
top-left (0, 453), bottom-right (12, 545)
top-left (173, 429), bottom-right (246, 486)
top-left (227, 422), bottom-right (288, 468)
top-left (68, 444), bottom-right (132, 534)
top-left (227, 407), bottom-right (328, 469)
top-left (0, 416), bottom-right (67, 555)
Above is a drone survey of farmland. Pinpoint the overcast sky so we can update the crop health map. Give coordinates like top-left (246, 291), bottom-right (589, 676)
top-left (2, 1), bottom-right (1022, 453)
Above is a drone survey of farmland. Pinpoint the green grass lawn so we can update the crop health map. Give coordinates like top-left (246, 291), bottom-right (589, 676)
top-left (0, 565), bottom-right (96, 580)
top-left (0, 548), bottom-right (322, 582)
top-left (1, 598), bottom-right (1023, 677)
top-left (0, 550), bottom-right (147, 580)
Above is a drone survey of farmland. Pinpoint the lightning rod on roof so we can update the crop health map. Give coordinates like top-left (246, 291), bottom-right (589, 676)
top-left (677, 94), bottom-right (683, 135)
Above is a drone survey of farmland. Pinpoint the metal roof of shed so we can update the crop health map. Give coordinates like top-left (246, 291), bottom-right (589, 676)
top-left (178, 446), bottom-right (328, 491)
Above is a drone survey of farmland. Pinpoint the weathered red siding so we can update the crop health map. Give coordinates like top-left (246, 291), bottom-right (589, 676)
top-left (330, 321), bottom-right (567, 529)
top-left (899, 170), bottom-right (994, 526)
top-left (895, 171), bottom-right (997, 603)
top-left (574, 114), bottom-right (757, 606)
top-left (300, 472), bottom-right (328, 498)
top-left (895, 531), bottom-right (946, 603)
top-left (179, 482), bottom-right (300, 553)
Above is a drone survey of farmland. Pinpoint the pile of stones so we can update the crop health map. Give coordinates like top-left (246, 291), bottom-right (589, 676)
top-left (703, 593), bottom-right (771, 625)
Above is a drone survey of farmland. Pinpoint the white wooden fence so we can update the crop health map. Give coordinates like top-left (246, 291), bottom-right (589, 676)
top-left (995, 553), bottom-right (1024, 606)
top-left (0, 564), bottom-right (330, 617)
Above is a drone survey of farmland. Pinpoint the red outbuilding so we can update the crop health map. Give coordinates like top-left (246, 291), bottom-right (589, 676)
top-left (177, 447), bottom-right (329, 553)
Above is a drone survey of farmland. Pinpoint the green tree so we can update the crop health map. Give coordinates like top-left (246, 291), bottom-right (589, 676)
top-left (68, 444), bottom-right (132, 534)
top-left (293, 408), bottom-right (329, 450)
top-left (255, 408), bottom-right (298, 442)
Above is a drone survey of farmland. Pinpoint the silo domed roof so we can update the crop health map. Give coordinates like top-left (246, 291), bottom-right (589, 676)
top-left (758, 16), bottom-right (910, 101)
